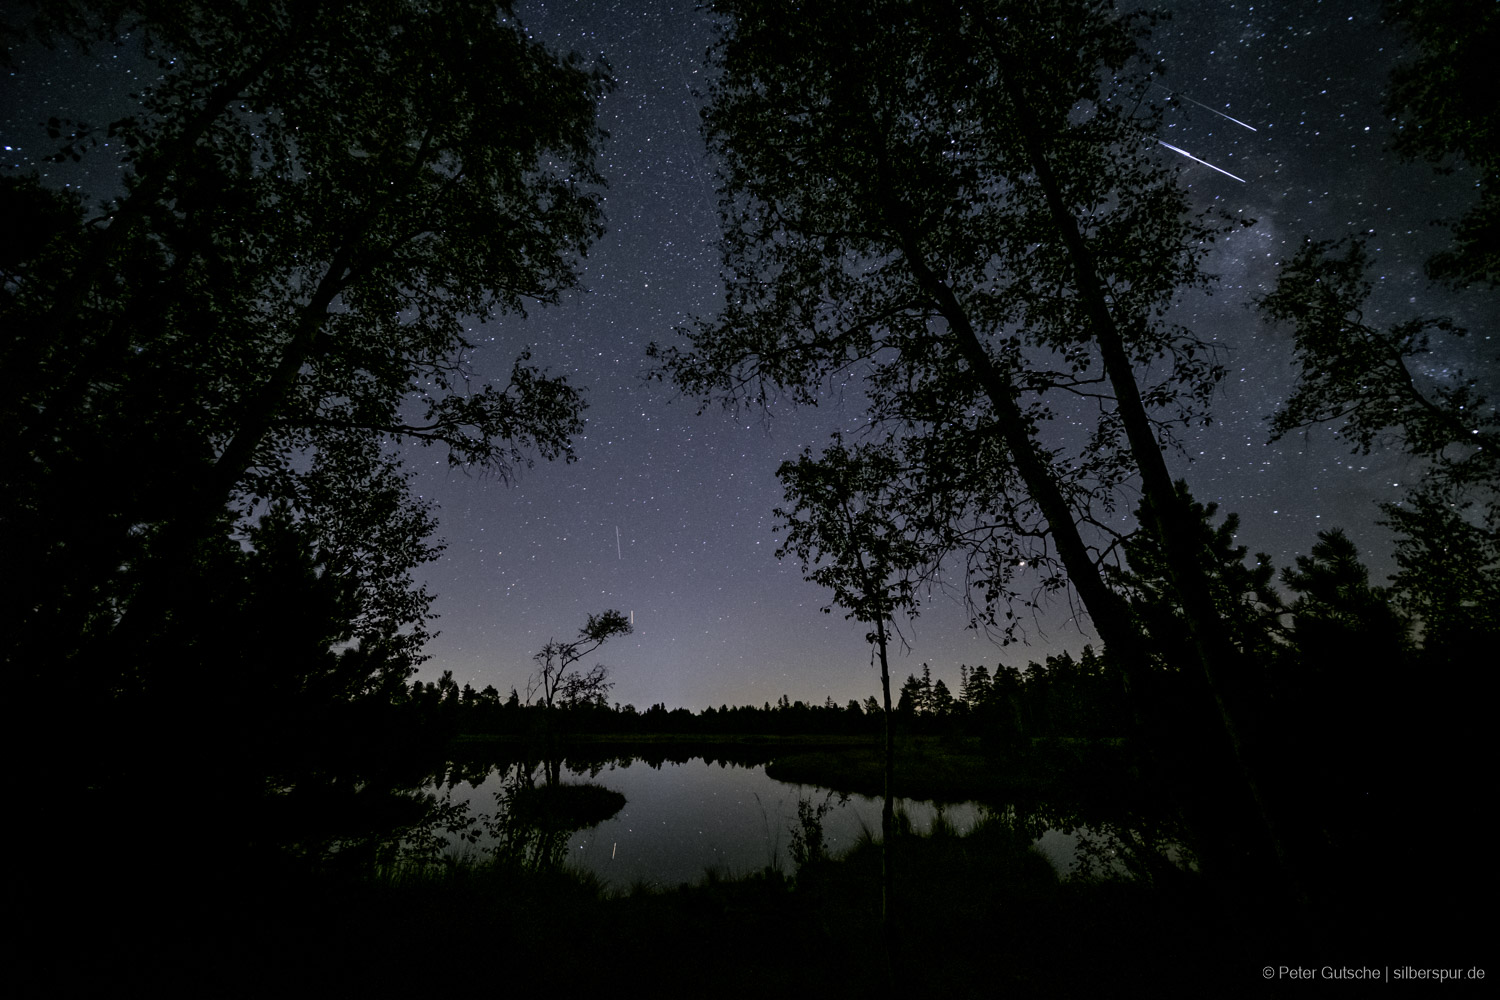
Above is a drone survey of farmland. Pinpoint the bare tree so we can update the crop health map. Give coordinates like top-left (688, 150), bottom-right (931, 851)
top-left (527, 610), bottom-right (633, 711)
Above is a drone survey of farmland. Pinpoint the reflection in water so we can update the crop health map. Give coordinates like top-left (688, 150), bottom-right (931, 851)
top-left (442, 757), bottom-right (992, 888)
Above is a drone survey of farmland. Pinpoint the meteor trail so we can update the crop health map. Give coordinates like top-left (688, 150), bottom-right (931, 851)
top-left (616, 525), bottom-right (622, 559)
top-left (1156, 140), bottom-right (1247, 183)
top-left (1156, 84), bottom-right (1258, 131)
top-left (1175, 93), bottom-right (1257, 131)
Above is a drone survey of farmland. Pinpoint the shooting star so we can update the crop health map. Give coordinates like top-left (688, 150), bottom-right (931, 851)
top-left (1157, 85), bottom-right (1258, 131)
top-left (616, 525), bottom-right (622, 560)
top-left (1174, 94), bottom-right (1258, 132)
top-left (1156, 140), bottom-right (1247, 183)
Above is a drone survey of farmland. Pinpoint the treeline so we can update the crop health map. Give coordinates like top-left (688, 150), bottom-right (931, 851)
top-left (418, 644), bottom-right (1129, 742)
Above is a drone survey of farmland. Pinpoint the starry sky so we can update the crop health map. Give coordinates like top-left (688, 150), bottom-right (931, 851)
top-left (6, 1), bottom-right (1490, 710)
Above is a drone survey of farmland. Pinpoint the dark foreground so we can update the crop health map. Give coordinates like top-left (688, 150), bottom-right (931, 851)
top-left (28, 821), bottom-right (1247, 997)
top-left (24, 738), bottom-right (1490, 997)
top-left (30, 818), bottom-right (1488, 998)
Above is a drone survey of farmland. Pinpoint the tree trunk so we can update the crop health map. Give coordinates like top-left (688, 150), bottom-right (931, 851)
top-left (1000, 69), bottom-right (1299, 887)
top-left (853, 543), bottom-right (898, 991)
top-left (101, 243), bottom-right (355, 663)
top-left (892, 222), bottom-right (1154, 693)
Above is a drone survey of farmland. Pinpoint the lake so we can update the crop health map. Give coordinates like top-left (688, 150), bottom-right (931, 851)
top-left (433, 754), bottom-right (1093, 888)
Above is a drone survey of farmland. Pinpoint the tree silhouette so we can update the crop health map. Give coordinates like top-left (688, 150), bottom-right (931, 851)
top-left (3, 0), bottom-right (608, 685)
top-left (775, 436), bottom-right (927, 946)
top-left (526, 609), bottom-right (632, 785)
top-left (656, 0), bottom-right (1289, 883)
top-left (3, 1), bottom-right (612, 875)
top-left (1384, 0), bottom-right (1499, 287)
top-left (1258, 235), bottom-right (1497, 658)
top-left (528, 610), bottom-right (633, 713)
top-left (1282, 529), bottom-right (1411, 671)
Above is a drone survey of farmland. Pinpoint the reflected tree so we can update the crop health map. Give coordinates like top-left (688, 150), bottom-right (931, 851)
top-left (485, 760), bottom-right (625, 872)
top-left (658, 0), bottom-right (1290, 890)
top-left (776, 437), bottom-right (928, 949)
top-left (527, 610), bottom-right (632, 784)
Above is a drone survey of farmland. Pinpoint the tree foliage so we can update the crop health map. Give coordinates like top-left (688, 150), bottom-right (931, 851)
top-left (1384, 0), bottom-right (1500, 287)
top-left (1281, 528), bottom-right (1410, 662)
top-left (774, 437), bottom-right (930, 638)
top-left (3, 0), bottom-right (608, 679)
top-left (1259, 235), bottom-right (1497, 653)
top-left (1108, 487), bottom-right (1287, 669)
top-left (3, 0), bottom-right (610, 861)
top-left (659, 0), bottom-right (1291, 883)
top-left (654, 0), bottom-right (1239, 650)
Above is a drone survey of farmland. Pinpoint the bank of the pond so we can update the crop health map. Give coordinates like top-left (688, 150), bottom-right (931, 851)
top-left (763, 736), bottom-right (1136, 806)
top-left (34, 756), bottom-right (1484, 997)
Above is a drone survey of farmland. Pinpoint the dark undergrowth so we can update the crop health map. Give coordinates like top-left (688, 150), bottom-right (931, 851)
top-left (28, 813), bottom-right (1290, 999)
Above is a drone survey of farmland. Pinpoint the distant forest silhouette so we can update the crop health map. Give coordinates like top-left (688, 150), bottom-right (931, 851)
top-left (418, 647), bottom-right (1129, 741)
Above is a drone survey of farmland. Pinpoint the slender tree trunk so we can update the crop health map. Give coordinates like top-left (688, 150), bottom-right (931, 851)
top-left (875, 611), bottom-right (897, 992)
top-left (891, 222), bottom-right (1153, 691)
top-left (852, 543), bottom-right (898, 991)
top-left (100, 244), bottom-right (355, 662)
top-left (874, 614), bottom-right (895, 922)
top-left (999, 70), bottom-right (1298, 884)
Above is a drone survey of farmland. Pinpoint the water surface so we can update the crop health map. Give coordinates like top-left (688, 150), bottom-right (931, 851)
top-left (441, 756), bottom-right (1011, 888)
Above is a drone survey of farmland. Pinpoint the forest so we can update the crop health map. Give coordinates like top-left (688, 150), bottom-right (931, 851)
top-left (4, 0), bottom-right (1494, 995)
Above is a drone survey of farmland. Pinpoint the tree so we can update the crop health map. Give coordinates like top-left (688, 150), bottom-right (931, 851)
top-left (3, 1), bottom-right (611, 877)
top-left (1384, 0), bottom-right (1500, 288)
top-left (960, 664), bottom-right (992, 711)
top-left (528, 610), bottom-right (633, 712)
top-left (928, 678), bottom-right (955, 719)
top-left (524, 610), bottom-right (630, 787)
top-left (1275, 528), bottom-right (1419, 861)
top-left (1108, 487), bottom-right (1288, 673)
top-left (656, 0), bottom-right (1288, 881)
top-left (71, 505), bottom-right (458, 869)
top-left (774, 436), bottom-right (927, 945)
top-left (1282, 529), bottom-right (1411, 673)
top-left (3, 0), bottom-right (608, 688)
top-left (1258, 235), bottom-right (1497, 657)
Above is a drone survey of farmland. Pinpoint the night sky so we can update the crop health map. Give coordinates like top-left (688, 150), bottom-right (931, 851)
top-left (6, 1), bottom-right (1491, 709)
